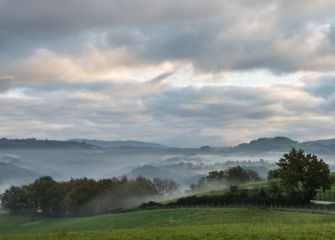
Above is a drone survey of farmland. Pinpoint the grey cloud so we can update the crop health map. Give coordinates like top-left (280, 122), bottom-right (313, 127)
top-left (143, 87), bottom-right (284, 122)
top-left (305, 77), bottom-right (335, 99)
top-left (0, 0), bottom-right (223, 30)
top-left (113, 22), bottom-right (335, 73)
top-left (149, 70), bottom-right (176, 84)
top-left (1, 81), bottom-right (334, 146)
top-left (329, 27), bottom-right (335, 43)
top-left (0, 79), bottom-right (11, 91)
top-left (2, 0), bottom-right (335, 146)
top-left (1, 0), bottom-right (335, 73)
top-left (100, 1), bottom-right (335, 73)
top-left (304, 77), bottom-right (335, 115)
top-left (0, 0), bottom-right (225, 60)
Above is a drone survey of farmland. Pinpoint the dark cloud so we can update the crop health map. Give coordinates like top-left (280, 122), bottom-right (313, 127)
top-left (1, 0), bottom-right (335, 72)
top-left (149, 70), bottom-right (176, 84)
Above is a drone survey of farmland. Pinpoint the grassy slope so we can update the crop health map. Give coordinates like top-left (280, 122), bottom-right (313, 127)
top-left (1, 208), bottom-right (335, 239)
top-left (196, 177), bottom-right (335, 200)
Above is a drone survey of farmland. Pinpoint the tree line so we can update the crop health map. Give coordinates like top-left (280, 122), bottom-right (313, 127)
top-left (0, 138), bottom-right (92, 149)
top-left (0, 176), bottom-right (178, 216)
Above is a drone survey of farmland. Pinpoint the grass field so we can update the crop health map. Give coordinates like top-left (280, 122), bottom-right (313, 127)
top-left (1, 207), bottom-right (335, 239)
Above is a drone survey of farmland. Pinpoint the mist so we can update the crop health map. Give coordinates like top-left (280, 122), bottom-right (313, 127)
top-left (0, 149), bottom-right (307, 193)
top-left (2, 148), bottom-right (335, 192)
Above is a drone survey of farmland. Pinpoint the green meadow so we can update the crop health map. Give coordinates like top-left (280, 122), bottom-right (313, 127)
top-left (1, 207), bottom-right (335, 240)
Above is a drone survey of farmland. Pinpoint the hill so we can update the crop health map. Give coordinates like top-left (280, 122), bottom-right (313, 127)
top-left (303, 138), bottom-right (335, 147)
top-left (0, 138), bottom-right (93, 149)
top-left (0, 162), bottom-right (39, 191)
top-left (233, 137), bottom-right (298, 153)
top-left (1, 136), bottom-right (335, 155)
top-left (0, 162), bottom-right (38, 181)
top-left (228, 136), bottom-right (335, 155)
top-left (69, 139), bottom-right (166, 149)
top-left (0, 208), bottom-right (335, 239)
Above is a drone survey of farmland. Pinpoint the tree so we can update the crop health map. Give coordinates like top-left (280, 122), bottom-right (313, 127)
top-left (206, 171), bottom-right (225, 181)
top-left (223, 166), bottom-right (251, 184)
top-left (276, 148), bottom-right (334, 200)
top-left (190, 166), bottom-right (260, 191)
top-left (267, 169), bottom-right (279, 180)
top-left (246, 169), bottom-right (261, 182)
top-left (28, 176), bottom-right (61, 215)
top-left (0, 186), bottom-right (30, 214)
top-left (63, 178), bottom-right (102, 214)
top-left (153, 178), bottom-right (179, 195)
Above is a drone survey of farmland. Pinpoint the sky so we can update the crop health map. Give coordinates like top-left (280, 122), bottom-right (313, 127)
top-left (1, 0), bottom-right (335, 147)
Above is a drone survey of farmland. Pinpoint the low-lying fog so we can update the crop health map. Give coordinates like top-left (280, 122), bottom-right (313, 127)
top-left (1, 148), bottom-right (335, 194)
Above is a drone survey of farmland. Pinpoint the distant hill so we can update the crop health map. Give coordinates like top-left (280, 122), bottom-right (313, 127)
top-left (303, 138), bottom-right (335, 147)
top-left (232, 137), bottom-right (299, 153)
top-left (229, 136), bottom-right (335, 155)
top-left (69, 139), bottom-right (166, 149)
top-left (1, 136), bottom-right (335, 155)
top-left (0, 162), bottom-right (38, 181)
top-left (0, 138), bottom-right (93, 149)
top-left (300, 138), bottom-right (335, 155)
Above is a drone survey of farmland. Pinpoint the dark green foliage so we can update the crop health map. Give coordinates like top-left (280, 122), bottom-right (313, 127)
top-left (276, 148), bottom-right (334, 199)
top-left (223, 166), bottom-right (251, 183)
top-left (190, 166), bottom-right (260, 191)
top-left (267, 169), bottom-right (279, 180)
top-left (167, 187), bottom-right (309, 207)
top-left (27, 176), bottom-right (61, 215)
top-left (139, 201), bottom-right (163, 209)
top-left (0, 176), bottom-right (178, 216)
top-left (229, 185), bottom-right (239, 193)
top-left (0, 186), bottom-right (30, 214)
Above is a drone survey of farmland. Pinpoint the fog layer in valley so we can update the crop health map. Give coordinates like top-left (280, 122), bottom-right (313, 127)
top-left (1, 137), bottom-right (335, 195)
top-left (1, 149), bottom-right (334, 194)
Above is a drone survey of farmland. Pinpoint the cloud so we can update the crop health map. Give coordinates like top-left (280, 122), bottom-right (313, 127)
top-left (305, 76), bottom-right (335, 99)
top-left (0, 47), bottom-right (139, 84)
top-left (0, 46), bottom-right (180, 94)
top-left (1, 79), bottom-right (333, 146)
top-left (1, 0), bottom-right (335, 73)
top-left (1, 0), bottom-right (335, 145)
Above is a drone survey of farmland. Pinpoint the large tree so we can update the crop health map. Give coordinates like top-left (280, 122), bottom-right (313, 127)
top-left (28, 176), bottom-right (62, 215)
top-left (276, 148), bottom-right (334, 199)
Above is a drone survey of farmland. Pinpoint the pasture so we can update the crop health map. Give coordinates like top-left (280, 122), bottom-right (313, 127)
top-left (1, 207), bottom-right (335, 239)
